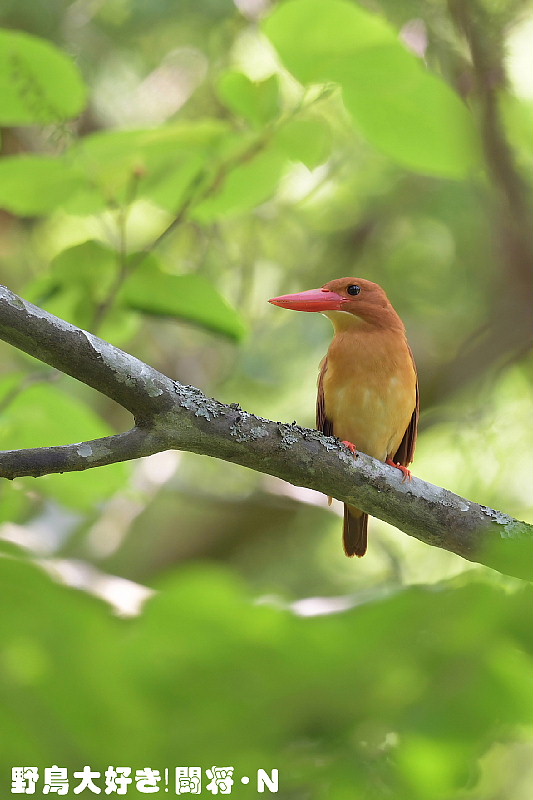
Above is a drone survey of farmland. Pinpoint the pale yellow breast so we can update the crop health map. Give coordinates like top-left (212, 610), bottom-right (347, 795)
top-left (322, 327), bottom-right (416, 461)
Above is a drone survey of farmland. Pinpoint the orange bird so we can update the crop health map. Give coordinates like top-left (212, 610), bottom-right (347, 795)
top-left (269, 278), bottom-right (419, 558)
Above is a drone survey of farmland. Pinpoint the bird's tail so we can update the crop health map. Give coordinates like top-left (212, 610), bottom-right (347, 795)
top-left (343, 504), bottom-right (368, 557)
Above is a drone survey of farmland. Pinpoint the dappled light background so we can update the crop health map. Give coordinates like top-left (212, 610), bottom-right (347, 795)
top-left (0, 0), bottom-right (532, 798)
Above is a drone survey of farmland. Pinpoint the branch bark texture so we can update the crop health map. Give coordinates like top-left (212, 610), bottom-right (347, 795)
top-left (1, 285), bottom-right (531, 580)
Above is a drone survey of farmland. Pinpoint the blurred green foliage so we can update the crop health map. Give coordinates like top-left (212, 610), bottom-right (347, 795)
top-left (0, 555), bottom-right (531, 799)
top-left (0, 0), bottom-right (532, 798)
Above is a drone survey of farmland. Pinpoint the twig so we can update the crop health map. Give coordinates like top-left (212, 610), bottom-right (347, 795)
top-left (92, 170), bottom-right (142, 331)
top-left (89, 86), bottom-right (335, 329)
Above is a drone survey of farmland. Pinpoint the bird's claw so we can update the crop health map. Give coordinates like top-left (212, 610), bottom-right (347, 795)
top-left (386, 458), bottom-right (412, 483)
top-left (341, 440), bottom-right (358, 457)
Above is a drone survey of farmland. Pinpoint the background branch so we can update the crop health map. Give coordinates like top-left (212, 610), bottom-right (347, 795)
top-left (1, 285), bottom-right (531, 580)
top-left (419, 0), bottom-right (533, 407)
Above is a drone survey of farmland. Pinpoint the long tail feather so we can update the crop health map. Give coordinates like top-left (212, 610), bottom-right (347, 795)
top-left (343, 505), bottom-right (368, 557)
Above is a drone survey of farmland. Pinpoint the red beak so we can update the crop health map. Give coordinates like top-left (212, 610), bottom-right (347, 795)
top-left (269, 288), bottom-right (347, 312)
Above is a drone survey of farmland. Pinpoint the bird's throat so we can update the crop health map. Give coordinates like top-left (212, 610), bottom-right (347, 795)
top-left (323, 310), bottom-right (366, 332)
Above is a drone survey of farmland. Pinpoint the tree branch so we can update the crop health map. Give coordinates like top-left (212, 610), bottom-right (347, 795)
top-left (425, 0), bottom-right (533, 407)
top-left (1, 285), bottom-right (531, 580)
top-left (0, 286), bottom-right (175, 423)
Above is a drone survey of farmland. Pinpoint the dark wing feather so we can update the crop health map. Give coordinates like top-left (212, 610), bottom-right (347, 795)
top-left (393, 345), bottom-right (419, 467)
top-left (317, 356), bottom-right (369, 558)
top-left (316, 357), bottom-right (334, 436)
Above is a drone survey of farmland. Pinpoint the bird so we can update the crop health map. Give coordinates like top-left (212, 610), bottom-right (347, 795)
top-left (269, 277), bottom-right (418, 558)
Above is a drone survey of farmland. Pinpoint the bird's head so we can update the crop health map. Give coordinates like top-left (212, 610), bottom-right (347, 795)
top-left (269, 277), bottom-right (403, 331)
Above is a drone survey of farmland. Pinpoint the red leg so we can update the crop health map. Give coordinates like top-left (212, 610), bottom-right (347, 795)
top-left (386, 458), bottom-right (412, 482)
top-left (341, 440), bottom-right (357, 456)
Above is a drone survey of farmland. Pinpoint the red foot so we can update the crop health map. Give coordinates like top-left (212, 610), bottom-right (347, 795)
top-left (386, 458), bottom-right (412, 482)
top-left (342, 440), bottom-right (358, 456)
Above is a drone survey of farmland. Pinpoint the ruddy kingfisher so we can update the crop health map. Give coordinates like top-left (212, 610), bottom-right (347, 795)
top-left (269, 278), bottom-right (419, 557)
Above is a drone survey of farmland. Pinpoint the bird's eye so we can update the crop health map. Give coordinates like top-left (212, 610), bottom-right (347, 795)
top-left (347, 284), bottom-right (361, 296)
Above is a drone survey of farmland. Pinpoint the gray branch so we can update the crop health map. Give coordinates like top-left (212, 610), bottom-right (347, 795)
top-left (1, 285), bottom-right (531, 580)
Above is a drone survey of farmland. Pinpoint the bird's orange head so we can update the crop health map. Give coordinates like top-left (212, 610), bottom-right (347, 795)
top-left (269, 277), bottom-right (403, 330)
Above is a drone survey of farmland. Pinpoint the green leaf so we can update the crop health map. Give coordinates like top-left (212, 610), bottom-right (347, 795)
top-left (122, 257), bottom-right (247, 341)
top-left (0, 382), bottom-right (129, 509)
top-left (193, 147), bottom-right (286, 221)
top-left (0, 557), bottom-right (136, 765)
top-left (0, 373), bottom-right (23, 405)
top-left (264, 0), bottom-right (481, 177)
top-left (71, 121), bottom-right (230, 210)
top-left (0, 122), bottom-right (232, 218)
top-left (263, 0), bottom-right (395, 84)
top-left (275, 117), bottom-right (331, 169)
top-left (36, 241), bottom-right (118, 330)
top-left (0, 28), bottom-right (87, 125)
top-left (340, 46), bottom-right (481, 178)
top-left (217, 71), bottom-right (280, 127)
top-left (49, 240), bottom-right (116, 295)
top-left (25, 241), bottom-right (141, 343)
top-left (0, 155), bottom-right (88, 215)
top-left (0, 557), bottom-right (531, 797)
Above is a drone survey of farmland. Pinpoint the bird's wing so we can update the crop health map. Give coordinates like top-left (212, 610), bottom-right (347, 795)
top-left (393, 345), bottom-right (419, 467)
top-left (316, 356), bottom-right (334, 437)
